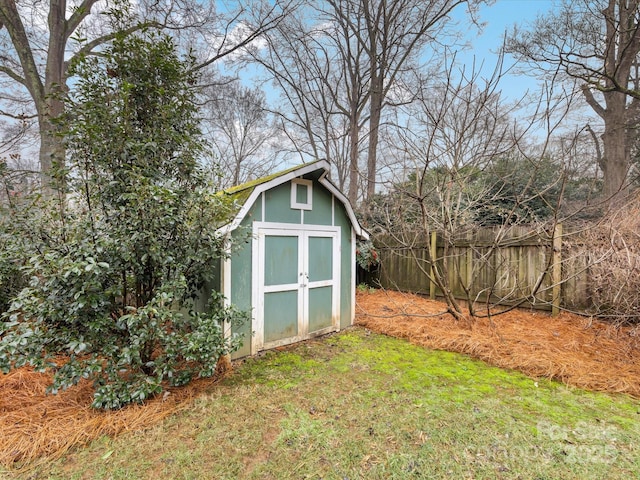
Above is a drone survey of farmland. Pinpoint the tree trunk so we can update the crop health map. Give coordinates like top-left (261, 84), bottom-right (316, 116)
top-left (40, 0), bottom-right (68, 197)
top-left (38, 108), bottom-right (64, 194)
top-left (601, 91), bottom-right (630, 203)
top-left (347, 98), bottom-right (361, 206)
top-left (366, 75), bottom-right (383, 202)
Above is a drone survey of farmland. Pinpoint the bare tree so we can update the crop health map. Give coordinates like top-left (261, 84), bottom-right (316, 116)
top-left (372, 56), bottom-right (585, 321)
top-left (0, 0), bottom-right (292, 195)
top-left (201, 81), bottom-right (280, 188)
top-left (508, 0), bottom-right (640, 202)
top-left (247, 0), bottom-right (482, 205)
top-left (245, 4), bottom-right (368, 201)
top-left (348, 0), bottom-right (480, 202)
top-left (383, 62), bottom-right (516, 320)
top-left (574, 192), bottom-right (640, 324)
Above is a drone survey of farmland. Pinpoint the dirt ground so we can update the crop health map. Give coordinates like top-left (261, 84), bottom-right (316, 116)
top-left (356, 288), bottom-right (640, 398)
top-left (2, 289), bottom-right (640, 469)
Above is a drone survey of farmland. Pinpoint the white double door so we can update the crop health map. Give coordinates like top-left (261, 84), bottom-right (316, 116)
top-left (252, 223), bottom-right (340, 353)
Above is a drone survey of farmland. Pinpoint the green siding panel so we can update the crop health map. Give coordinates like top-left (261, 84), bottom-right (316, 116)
top-left (308, 236), bottom-right (332, 282)
top-left (308, 286), bottom-right (333, 333)
top-left (304, 182), bottom-right (333, 226)
top-left (265, 235), bottom-right (298, 285)
top-left (264, 290), bottom-right (298, 342)
top-left (265, 182), bottom-right (301, 224)
top-left (193, 257), bottom-right (221, 313)
top-left (230, 242), bottom-right (252, 358)
top-left (335, 203), bottom-right (354, 329)
top-left (230, 204), bottom-right (259, 358)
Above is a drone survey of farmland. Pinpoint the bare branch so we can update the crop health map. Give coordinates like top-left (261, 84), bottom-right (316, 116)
top-left (195, 1), bottom-right (293, 71)
top-left (0, 0), bottom-right (45, 102)
top-left (0, 108), bottom-right (36, 120)
top-left (65, 0), bottom-right (101, 41)
top-left (67, 21), bottom-right (162, 67)
top-left (585, 123), bottom-right (604, 171)
top-left (0, 64), bottom-right (26, 86)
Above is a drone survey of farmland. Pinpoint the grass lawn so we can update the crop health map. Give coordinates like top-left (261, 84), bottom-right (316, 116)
top-left (9, 328), bottom-right (640, 479)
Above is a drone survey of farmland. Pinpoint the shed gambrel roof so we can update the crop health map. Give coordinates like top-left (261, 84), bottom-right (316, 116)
top-left (217, 159), bottom-right (369, 239)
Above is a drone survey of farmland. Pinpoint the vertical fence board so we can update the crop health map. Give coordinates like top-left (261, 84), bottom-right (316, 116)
top-left (551, 225), bottom-right (563, 316)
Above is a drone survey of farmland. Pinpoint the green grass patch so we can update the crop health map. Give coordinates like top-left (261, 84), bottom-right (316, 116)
top-left (8, 327), bottom-right (640, 479)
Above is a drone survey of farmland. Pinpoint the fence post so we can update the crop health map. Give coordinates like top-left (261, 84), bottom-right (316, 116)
top-left (551, 223), bottom-right (563, 316)
top-left (429, 230), bottom-right (437, 300)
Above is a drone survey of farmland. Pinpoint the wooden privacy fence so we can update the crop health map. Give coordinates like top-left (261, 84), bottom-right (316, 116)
top-left (375, 224), bottom-right (592, 314)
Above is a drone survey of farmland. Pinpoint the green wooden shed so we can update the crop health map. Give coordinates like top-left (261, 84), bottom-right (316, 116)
top-left (215, 160), bottom-right (368, 358)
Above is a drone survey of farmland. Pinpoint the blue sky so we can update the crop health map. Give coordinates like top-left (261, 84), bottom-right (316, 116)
top-left (465, 0), bottom-right (558, 100)
top-left (474, 0), bottom-right (556, 54)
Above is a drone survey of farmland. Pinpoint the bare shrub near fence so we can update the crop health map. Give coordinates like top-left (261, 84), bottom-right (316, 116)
top-left (569, 195), bottom-right (640, 325)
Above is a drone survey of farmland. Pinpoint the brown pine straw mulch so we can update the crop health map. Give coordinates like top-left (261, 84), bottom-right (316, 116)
top-left (0, 355), bottom-right (232, 470)
top-left (356, 289), bottom-right (640, 398)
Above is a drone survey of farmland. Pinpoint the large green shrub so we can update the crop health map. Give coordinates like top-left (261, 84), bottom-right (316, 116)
top-left (0, 30), bottom-right (248, 409)
top-left (0, 231), bottom-right (25, 315)
top-left (0, 163), bottom-right (35, 314)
